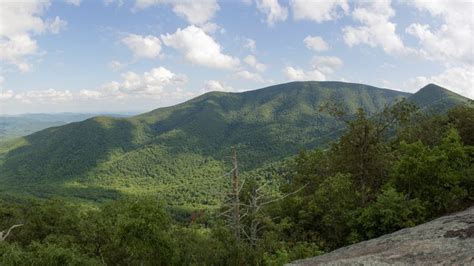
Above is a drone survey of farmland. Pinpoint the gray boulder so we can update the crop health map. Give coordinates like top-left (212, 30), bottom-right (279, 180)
top-left (288, 206), bottom-right (474, 265)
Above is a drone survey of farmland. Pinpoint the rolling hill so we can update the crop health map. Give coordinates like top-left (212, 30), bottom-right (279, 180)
top-left (0, 81), bottom-right (468, 205)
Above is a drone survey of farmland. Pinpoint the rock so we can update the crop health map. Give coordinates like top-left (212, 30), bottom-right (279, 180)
top-left (288, 206), bottom-right (474, 265)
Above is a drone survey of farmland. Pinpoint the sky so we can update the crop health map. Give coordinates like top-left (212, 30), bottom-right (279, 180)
top-left (0, 0), bottom-right (473, 114)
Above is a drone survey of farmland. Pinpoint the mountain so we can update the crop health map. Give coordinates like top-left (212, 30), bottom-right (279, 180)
top-left (0, 81), bottom-right (468, 205)
top-left (408, 83), bottom-right (471, 113)
top-left (0, 112), bottom-right (135, 142)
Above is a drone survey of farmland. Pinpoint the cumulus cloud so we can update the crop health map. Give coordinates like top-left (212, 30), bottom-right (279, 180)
top-left (133, 0), bottom-right (219, 26)
top-left (0, 90), bottom-right (14, 101)
top-left (1, 67), bottom-right (190, 106)
top-left (255, 0), bottom-right (288, 26)
top-left (342, 0), bottom-right (409, 55)
top-left (47, 16), bottom-right (68, 34)
top-left (303, 35), bottom-right (329, 52)
top-left (284, 55), bottom-right (343, 81)
top-left (406, 1), bottom-right (474, 67)
top-left (290, 0), bottom-right (349, 22)
top-left (201, 80), bottom-right (235, 93)
top-left (234, 70), bottom-right (264, 83)
top-left (0, 1), bottom-right (67, 71)
top-left (406, 67), bottom-right (474, 98)
top-left (91, 67), bottom-right (191, 101)
top-left (121, 34), bottom-right (162, 59)
top-left (283, 66), bottom-right (326, 81)
top-left (244, 55), bottom-right (266, 72)
top-left (244, 38), bottom-right (257, 53)
top-left (172, 0), bottom-right (220, 25)
top-left (161, 25), bottom-right (239, 69)
top-left (311, 56), bottom-right (343, 74)
top-left (14, 89), bottom-right (74, 104)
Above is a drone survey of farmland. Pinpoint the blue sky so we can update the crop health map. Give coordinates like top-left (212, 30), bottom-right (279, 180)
top-left (0, 0), bottom-right (473, 114)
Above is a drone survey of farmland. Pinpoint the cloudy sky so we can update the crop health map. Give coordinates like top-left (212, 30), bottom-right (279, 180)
top-left (0, 0), bottom-right (473, 114)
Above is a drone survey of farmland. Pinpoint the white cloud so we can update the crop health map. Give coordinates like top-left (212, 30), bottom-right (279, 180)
top-left (283, 66), bottom-right (326, 81)
top-left (1, 67), bottom-right (190, 106)
top-left (121, 34), bottom-right (162, 59)
top-left (244, 55), bottom-right (267, 72)
top-left (0, 34), bottom-right (38, 72)
top-left (342, 0), bottom-right (408, 55)
top-left (244, 38), bottom-right (257, 53)
top-left (201, 80), bottom-right (235, 93)
top-left (96, 67), bottom-right (189, 99)
top-left (108, 60), bottom-right (125, 71)
top-left (161, 25), bottom-right (239, 70)
top-left (0, 1), bottom-right (67, 71)
top-left (235, 70), bottom-right (265, 83)
top-left (290, 0), bottom-right (349, 22)
top-left (14, 89), bottom-right (74, 104)
top-left (405, 1), bottom-right (474, 67)
top-left (47, 16), bottom-right (68, 34)
top-left (311, 56), bottom-right (343, 74)
top-left (0, 90), bottom-right (14, 101)
top-left (284, 56), bottom-right (343, 82)
top-left (133, 0), bottom-right (219, 26)
top-left (172, 0), bottom-right (220, 25)
top-left (303, 35), bottom-right (329, 52)
top-left (406, 67), bottom-right (474, 98)
top-left (255, 0), bottom-right (288, 26)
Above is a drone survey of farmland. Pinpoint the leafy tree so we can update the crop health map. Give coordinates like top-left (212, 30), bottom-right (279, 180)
top-left (392, 128), bottom-right (469, 215)
top-left (95, 197), bottom-right (176, 265)
top-left (448, 105), bottom-right (474, 146)
top-left (354, 186), bottom-right (425, 239)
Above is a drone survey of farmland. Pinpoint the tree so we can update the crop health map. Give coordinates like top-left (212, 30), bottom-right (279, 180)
top-left (392, 128), bottom-right (469, 216)
top-left (355, 186), bottom-right (425, 239)
top-left (448, 105), bottom-right (474, 146)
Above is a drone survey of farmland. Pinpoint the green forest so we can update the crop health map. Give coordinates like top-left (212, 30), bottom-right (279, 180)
top-left (0, 96), bottom-right (472, 265)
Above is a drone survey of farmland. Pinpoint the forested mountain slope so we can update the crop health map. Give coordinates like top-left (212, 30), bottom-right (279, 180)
top-left (0, 81), bottom-right (468, 205)
top-left (408, 83), bottom-right (471, 113)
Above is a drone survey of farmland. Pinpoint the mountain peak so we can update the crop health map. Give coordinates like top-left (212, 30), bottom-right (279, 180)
top-left (409, 83), bottom-right (470, 113)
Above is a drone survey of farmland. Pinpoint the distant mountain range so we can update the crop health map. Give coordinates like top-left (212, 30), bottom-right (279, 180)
top-left (0, 112), bottom-right (137, 142)
top-left (0, 81), bottom-right (470, 205)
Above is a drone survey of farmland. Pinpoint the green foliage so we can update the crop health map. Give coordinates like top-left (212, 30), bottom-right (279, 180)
top-left (0, 81), bottom-right (411, 206)
top-left (309, 174), bottom-right (358, 249)
top-left (274, 102), bottom-right (473, 257)
top-left (448, 105), bottom-right (474, 146)
top-left (0, 82), bottom-right (471, 265)
top-left (354, 186), bottom-right (425, 239)
top-left (392, 129), bottom-right (469, 215)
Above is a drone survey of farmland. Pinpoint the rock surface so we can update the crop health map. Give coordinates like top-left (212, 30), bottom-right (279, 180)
top-left (288, 206), bottom-right (474, 265)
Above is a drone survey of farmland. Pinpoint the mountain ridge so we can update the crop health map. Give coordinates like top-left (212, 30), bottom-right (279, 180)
top-left (0, 81), bottom-right (469, 204)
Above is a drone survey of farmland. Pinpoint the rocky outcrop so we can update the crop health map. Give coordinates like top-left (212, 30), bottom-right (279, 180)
top-left (289, 206), bottom-right (474, 265)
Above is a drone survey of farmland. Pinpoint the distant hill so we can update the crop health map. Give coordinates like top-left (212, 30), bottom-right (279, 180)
top-left (0, 81), bottom-right (469, 205)
top-left (0, 112), bottom-right (135, 142)
top-left (408, 83), bottom-right (471, 113)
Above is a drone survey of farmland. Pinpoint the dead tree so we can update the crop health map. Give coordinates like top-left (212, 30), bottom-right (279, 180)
top-left (219, 147), bottom-right (306, 245)
top-left (219, 147), bottom-right (245, 240)
top-left (241, 182), bottom-right (306, 247)
top-left (0, 224), bottom-right (23, 241)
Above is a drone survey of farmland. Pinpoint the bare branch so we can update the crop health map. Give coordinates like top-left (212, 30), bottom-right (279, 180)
top-left (0, 224), bottom-right (23, 241)
top-left (260, 183), bottom-right (307, 206)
